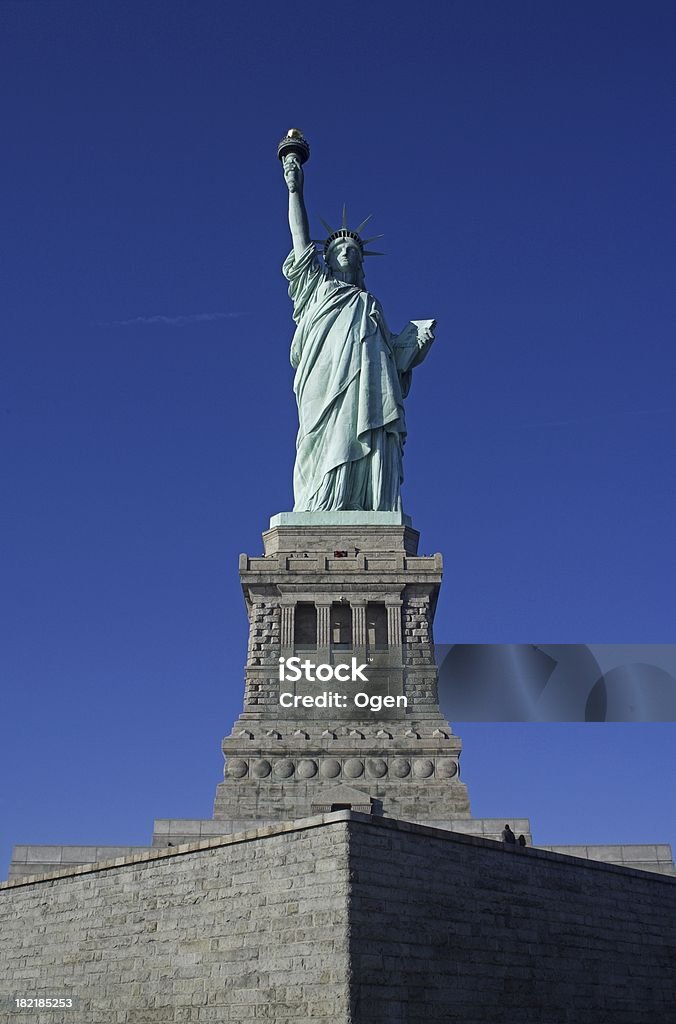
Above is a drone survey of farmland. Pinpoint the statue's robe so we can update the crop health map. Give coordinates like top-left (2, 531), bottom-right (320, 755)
top-left (283, 243), bottom-right (410, 512)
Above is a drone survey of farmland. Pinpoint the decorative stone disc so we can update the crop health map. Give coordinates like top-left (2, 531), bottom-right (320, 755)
top-left (296, 759), bottom-right (318, 779)
top-left (321, 758), bottom-right (342, 779)
top-left (272, 758), bottom-right (295, 779)
top-left (390, 758), bottom-right (411, 778)
top-left (343, 758), bottom-right (364, 779)
top-left (367, 758), bottom-right (388, 778)
top-left (225, 758), bottom-right (248, 779)
top-left (251, 758), bottom-right (272, 779)
top-left (436, 759), bottom-right (458, 779)
top-left (412, 758), bottom-right (435, 779)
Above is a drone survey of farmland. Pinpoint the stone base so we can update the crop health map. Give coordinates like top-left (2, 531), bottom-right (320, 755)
top-left (269, 510), bottom-right (413, 528)
top-left (2, 812), bottom-right (675, 1023)
top-left (260, 520), bottom-right (421, 555)
top-left (214, 720), bottom-right (472, 822)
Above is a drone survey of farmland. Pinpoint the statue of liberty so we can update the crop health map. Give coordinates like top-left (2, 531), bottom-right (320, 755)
top-left (279, 129), bottom-right (436, 514)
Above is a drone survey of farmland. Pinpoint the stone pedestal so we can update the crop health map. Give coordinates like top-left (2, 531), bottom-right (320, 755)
top-left (213, 515), bottom-right (471, 825)
top-left (7, 513), bottom-right (674, 880)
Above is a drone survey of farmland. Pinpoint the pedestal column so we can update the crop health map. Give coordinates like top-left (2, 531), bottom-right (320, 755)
top-left (316, 600), bottom-right (332, 660)
top-left (351, 600), bottom-right (367, 660)
top-left (280, 601), bottom-right (295, 655)
top-left (385, 597), bottom-right (403, 649)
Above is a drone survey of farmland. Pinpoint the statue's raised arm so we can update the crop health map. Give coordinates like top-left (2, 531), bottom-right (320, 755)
top-left (276, 129), bottom-right (437, 516)
top-left (278, 129), bottom-right (311, 259)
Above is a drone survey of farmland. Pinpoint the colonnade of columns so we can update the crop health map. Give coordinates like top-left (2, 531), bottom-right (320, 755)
top-left (278, 597), bottom-right (403, 655)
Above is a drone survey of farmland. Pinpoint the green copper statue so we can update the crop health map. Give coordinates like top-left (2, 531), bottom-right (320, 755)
top-left (279, 129), bottom-right (436, 514)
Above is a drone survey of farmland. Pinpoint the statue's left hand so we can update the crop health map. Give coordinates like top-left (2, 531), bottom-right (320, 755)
top-left (283, 154), bottom-right (304, 194)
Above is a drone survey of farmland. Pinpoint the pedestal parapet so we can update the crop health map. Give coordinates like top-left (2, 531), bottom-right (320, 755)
top-left (213, 515), bottom-right (471, 825)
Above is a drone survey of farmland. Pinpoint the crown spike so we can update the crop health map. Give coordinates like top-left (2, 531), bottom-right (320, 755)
top-left (355, 214), bottom-right (373, 235)
top-left (322, 210), bottom-right (385, 259)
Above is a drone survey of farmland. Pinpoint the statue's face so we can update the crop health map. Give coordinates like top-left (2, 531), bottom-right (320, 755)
top-left (326, 239), bottom-right (363, 274)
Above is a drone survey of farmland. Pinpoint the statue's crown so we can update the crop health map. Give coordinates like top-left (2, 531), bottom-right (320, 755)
top-left (319, 206), bottom-right (384, 258)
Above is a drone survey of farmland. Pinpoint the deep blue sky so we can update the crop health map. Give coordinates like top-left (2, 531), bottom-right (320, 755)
top-left (1, 1), bottom-right (674, 876)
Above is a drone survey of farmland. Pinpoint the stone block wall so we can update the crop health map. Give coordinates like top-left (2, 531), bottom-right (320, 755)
top-left (348, 816), bottom-right (676, 1023)
top-left (246, 599), bottom-right (281, 670)
top-left (2, 813), bottom-right (674, 1023)
top-left (0, 818), bottom-right (351, 1024)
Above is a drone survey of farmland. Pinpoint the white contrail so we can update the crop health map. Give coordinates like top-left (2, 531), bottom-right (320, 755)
top-left (95, 312), bottom-right (247, 327)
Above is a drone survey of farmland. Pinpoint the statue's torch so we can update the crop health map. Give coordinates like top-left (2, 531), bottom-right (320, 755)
top-left (277, 128), bottom-right (310, 165)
